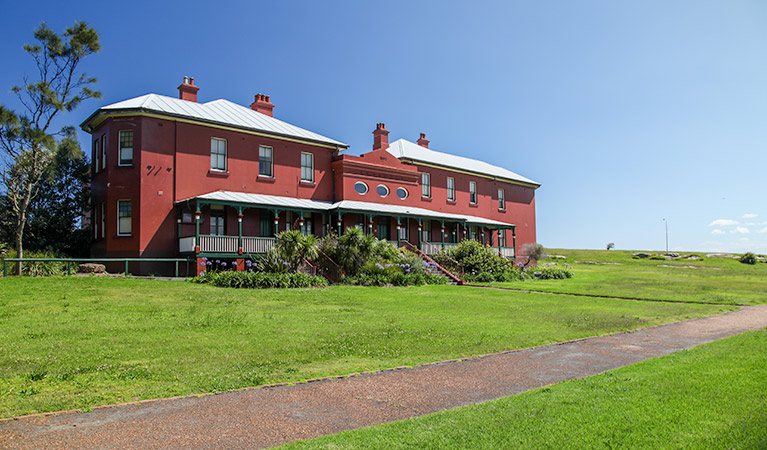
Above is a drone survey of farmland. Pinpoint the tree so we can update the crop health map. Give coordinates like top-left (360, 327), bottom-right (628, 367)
top-left (521, 242), bottom-right (547, 267)
top-left (606, 242), bottom-right (615, 250)
top-left (0, 21), bottom-right (100, 272)
top-left (0, 130), bottom-right (91, 256)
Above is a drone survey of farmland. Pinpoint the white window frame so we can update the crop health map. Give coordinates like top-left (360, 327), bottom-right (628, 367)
top-left (300, 152), bottom-right (314, 182)
top-left (421, 173), bottom-right (431, 198)
top-left (498, 188), bottom-right (505, 210)
top-left (210, 137), bottom-right (227, 172)
top-left (469, 181), bottom-right (477, 204)
top-left (259, 145), bottom-right (273, 177)
top-left (447, 177), bottom-right (455, 201)
top-left (118, 130), bottom-right (133, 167)
top-left (354, 181), bottom-right (368, 195)
top-left (117, 200), bottom-right (132, 236)
top-left (376, 184), bottom-right (390, 197)
top-left (101, 134), bottom-right (107, 170)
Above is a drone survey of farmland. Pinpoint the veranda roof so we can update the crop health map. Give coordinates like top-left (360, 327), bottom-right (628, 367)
top-left (178, 191), bottom-right (514, 228)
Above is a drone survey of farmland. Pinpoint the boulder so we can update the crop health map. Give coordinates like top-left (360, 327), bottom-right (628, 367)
top-left (78, 263), bottom-right (106, 274)
top-left (632, 252), bottom-right (651, 258)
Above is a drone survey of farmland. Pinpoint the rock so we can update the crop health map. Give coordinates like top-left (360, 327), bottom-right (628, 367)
top-left (632, 252), bottom-right (651, 258)
top-left (78, 263), bottom-right (106, 274)
top-left (548, 255), bottom-right (567, 260)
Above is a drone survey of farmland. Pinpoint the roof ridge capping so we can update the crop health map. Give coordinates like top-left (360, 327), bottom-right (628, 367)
top-left (80, 92), bottom-right (348, 148)
top-left (385, 138), bottom-right (539, 187)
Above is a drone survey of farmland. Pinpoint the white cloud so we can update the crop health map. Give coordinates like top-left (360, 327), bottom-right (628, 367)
top-left (731, 226), bottom-right (750, 234)
top-left (758, 227), bottom-right (767, 234)
top-left (743, 213), bottom-right (758, 219)
top-left (711, 229), bottom-right (725, 235)
top-left (709, 219), bottom-right (739, 227)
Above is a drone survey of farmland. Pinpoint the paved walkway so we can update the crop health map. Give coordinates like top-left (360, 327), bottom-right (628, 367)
top-left (2, 305), bottom-right (766, 450)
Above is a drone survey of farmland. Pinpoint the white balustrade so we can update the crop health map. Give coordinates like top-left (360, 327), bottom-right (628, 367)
top-left (242, 237), bottom-right (276, 253)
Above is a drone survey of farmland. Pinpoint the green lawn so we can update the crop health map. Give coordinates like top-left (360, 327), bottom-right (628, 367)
top-left (487, 249), bottom-right (767, 305)
top-left (0, 277), bottom-right (729, 418)
top-left (282, 328), bottom-right (767, 449)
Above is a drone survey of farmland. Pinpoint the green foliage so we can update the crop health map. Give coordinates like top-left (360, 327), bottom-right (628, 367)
top-left (1, 21), bottom-right (100, 261)
top-left (1, 249), bottom-right (65, 276)
top-left (318, 228), bottom-right (379, 276)
top-left (739, 252), bottom-right (757, 265)
top-left (274, 230), bottom-right (319, 273)
top-left (446, 239), bottom-right (510, 275)
top-left (524, 263), bottom-right (574, 280)
top-left (0, 131), bottom-right (90, 256)
top-left (191, 271), bottom-right (327, 289)
top-left (344, 272), bottom-right (447, 286)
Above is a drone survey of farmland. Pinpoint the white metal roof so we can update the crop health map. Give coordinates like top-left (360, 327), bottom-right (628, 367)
top-left (83, 94), bottom-right (347, 147)
top-left (385, 139), bottom-right (540, 186)
top-left (180, 191), bottom-right (514, 227)
top-left (185, 191), bottom-right (335, 211)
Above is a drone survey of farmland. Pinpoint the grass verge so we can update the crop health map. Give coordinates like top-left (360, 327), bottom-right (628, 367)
top-left (488, 249), bottom-right (767, 305)
top-left (283, 328), bottom-right (767, 449)
top-left (0, 277), bottom-right (730, 418)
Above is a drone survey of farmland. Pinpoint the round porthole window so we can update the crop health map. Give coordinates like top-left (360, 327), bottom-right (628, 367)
top-left (354, 181), bottom-right (368, 195)
top-left (376, 184), bottom-right (389, 197)
top-left (396, 187), bottom-right (408, 199)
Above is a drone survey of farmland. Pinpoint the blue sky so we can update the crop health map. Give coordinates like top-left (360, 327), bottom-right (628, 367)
top-left (2, 0), bottom-right (766, 252)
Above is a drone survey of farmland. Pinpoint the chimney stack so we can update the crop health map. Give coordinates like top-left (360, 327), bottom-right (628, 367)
top-left (417, 132), bottom-right (430, 148)
top-left (372, 123), bottom-right (389, 150)
top-left (177, 76), bottom-right (199, 102)
top-left (250, 94), bottom-right (275, 117)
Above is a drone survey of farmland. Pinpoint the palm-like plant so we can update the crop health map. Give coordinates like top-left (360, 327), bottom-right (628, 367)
top-left (275, 230), bottom-right (319, 273)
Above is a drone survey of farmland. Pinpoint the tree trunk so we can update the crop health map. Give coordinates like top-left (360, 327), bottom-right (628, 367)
top-left (14, 181), bottom-right (34, 275)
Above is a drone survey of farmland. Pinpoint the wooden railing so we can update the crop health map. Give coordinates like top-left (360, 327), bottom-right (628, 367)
top-left (199, 235), bottom-right (238, 253)
top-left (242, 236), bottom-right (276, 253)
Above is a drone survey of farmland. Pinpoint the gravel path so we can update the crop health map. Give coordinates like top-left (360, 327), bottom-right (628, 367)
top-left (2, 305), bottom-right (766, 450)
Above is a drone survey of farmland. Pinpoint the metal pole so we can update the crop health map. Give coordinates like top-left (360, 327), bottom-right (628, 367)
top-left (67, 261), bottom-right (71, 276)
top-left (175, 260), bottom-right (179, 278)
top-left (125, 260), bottom-right (129, 276)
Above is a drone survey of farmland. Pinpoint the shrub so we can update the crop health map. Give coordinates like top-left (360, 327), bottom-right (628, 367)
top-left (521, 243), bottom-right (547, 266)
top-left (740, 252), bottom-right (757, 265)
top-left (523, 263), bottom-right (574, 280)
top-left (446, 240), bottom-right (510, 275)
top-left (1, 249), bottom-right (66, 276)
top-left (274, 230), bottom-right (318, 272)
top-left (191, 271), bottom-right (327, 289)
top-left (343, 272), bottom-right (447, 287)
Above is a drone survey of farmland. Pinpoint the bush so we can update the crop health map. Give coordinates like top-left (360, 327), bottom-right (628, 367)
top-left (343, 272), bottom-right (447, 287)
top-left (191, 271), bottom-right (327, 289)
top-left (740, 252), bottom-right (757, 265)
top-left (521, 243), bottom-right (547, 265)
top-left (1, 249), bottom-right (66, 276)
top-left (523, 263), bottom-right (574, 280)
top-left (446, 240), bottom-right (510, 275)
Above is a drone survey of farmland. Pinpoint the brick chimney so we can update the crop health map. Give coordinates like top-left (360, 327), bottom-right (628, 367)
top-left (177, 76), bottom-right (199, 102)
top-left (372, 123), bottom-right (389, 150)
top-left (250, 94), bottom-right (274, 117)
top-left (417, 132), bottom-right (430, 148)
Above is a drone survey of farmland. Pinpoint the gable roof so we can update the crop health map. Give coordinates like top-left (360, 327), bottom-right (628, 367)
top-left (385, 138), bottom-right (540, 187)
top-left (80, 94), bottom-right (347, 147)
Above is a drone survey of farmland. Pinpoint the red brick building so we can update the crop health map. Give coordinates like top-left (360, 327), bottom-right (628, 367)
top-left (80, 78), bottom-right (539, 274)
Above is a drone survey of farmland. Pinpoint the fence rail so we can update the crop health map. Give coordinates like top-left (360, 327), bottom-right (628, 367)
top-left (2, 258), bottom-right (191, 277)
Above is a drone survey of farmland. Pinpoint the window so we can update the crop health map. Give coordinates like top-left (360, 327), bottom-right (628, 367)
top-left (182, 212), bottom-right (193, 223)
top-left (377, 217), bottom-right (389, 240)
top-left (498, 188), bottom-right (505, 210)
top-left (285, 211), bottom-right (293, 230)
top-left (101, 203), bottom-right (105, 239)
top-left (396, 187), bottom-right (408, 200)
top-left (259, 146), bottom-right (273, 177)
top-left (498, 229), bottom-right (506, 247)
top-left (300, 152), bottom-right (314, 182)
top-left (210, 138), bottom-right (227, 171)
top-left (119, 131), bottom-right (133, 166)
top-left (355, 214), bottom-right (365, 230)
top-left (421, 220), bottom-right (431, 242)
top-left (469, 181), bottom-right (477, 204)
top-left (94, 139), bottom-right (100, 173)
top-left (398, 220), bottom-right (409, 240)
top-left (117, 200), bottom-right (132, 236)
top-left (210, 212), bottom-right (225, 236)
top-left (301, 218), bottom-right (313, 235)
top-left (376, 184), bottom-right (389, 197)
top-left (421, 173), bottom-right (431, 198)
top-left (447, 177), bottom-right (455, 201)
top-left (93, 139), bottom-right (101, 173)
top-left (101, 135), bottom-right (107, 170)
top-left (354, 181), bottom-right (368, 195)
